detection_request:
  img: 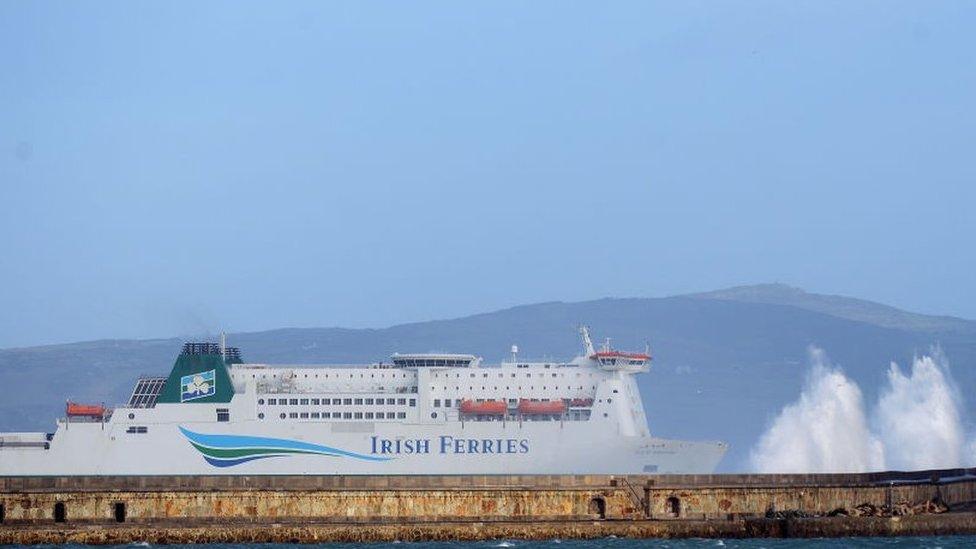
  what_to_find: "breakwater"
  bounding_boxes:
[2,469,975,542]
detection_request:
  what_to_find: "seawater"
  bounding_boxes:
[5,539,976,549]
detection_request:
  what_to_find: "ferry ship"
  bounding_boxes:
[0,328,727,475]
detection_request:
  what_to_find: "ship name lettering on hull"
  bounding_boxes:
[370,436,529,455]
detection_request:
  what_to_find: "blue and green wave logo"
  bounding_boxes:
[179,427,392,467]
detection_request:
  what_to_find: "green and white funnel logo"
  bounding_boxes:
[181,370,216,402]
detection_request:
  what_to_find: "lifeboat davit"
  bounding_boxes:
[66,402,106,417]
[517,399,566,415]
[458,399,507,415]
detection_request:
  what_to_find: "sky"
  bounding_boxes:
[1,1,974,348]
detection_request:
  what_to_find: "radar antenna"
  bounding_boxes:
[579,325,595,356]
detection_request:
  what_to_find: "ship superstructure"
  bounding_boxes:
[0,328,727,475]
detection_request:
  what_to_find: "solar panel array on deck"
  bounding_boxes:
[127,377,167,408]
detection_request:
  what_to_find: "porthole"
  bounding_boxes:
[258,399,265,405]
[279,413,286,419]
[128,413,135,420]
[430,412,437,419]
[258,413,265,419]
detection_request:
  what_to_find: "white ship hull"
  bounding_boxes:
[0,332,728,475]
[0,420,725,476]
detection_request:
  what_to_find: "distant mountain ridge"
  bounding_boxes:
[1,284,973,472]
[690,283,974,333]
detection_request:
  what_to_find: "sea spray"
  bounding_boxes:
[875,350,965,470]
[750,347,884,473]
[752,347,973,473]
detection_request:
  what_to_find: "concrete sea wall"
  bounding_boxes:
[2,469,975,541]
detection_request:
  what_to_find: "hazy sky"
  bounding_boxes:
[1,1,974,348]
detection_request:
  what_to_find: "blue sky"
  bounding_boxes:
[1,1,974,348]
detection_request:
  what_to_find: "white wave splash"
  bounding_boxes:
[752,347,973,473]
[875,350,964,471]
[750,347,884,473]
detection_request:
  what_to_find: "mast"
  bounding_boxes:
[579,325,595,356]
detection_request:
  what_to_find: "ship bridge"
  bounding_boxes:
[390,353,480,368]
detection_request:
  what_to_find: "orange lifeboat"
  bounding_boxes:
[459,399,507,415]
[517,399,566,415]
[66,402,106,417]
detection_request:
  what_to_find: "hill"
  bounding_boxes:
[1,285,973,471]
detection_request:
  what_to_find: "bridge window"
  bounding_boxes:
[216,409,230,422]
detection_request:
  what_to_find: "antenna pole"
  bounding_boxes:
[579,326,595,356]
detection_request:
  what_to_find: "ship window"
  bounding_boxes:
[322,398,331,405]
[54,501,66,523]
[331,412,341,418]
[354,412,363,419]
[365,398,374,405]
[343,398,352,405]
[343,412,352,419]
[354,398,363,405]
[280,401,288,407]
[280,413,286,419]
[397,398,406,405]
[125,426,148,434]
[217,409,230,422]
[300,412,309,419]
[433,399,441,407]
[365,412,374,419]
[289,412,298,419]
[311,412,320,418]
[612,389,619,393]
[312,399,320,405]
[300,399,309,405]
[258,413,265,419]
[289,399,298,405]
[258,399,265,405]
[114,502,126,523]
[397,412,406,419]
[444,399,452,407]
